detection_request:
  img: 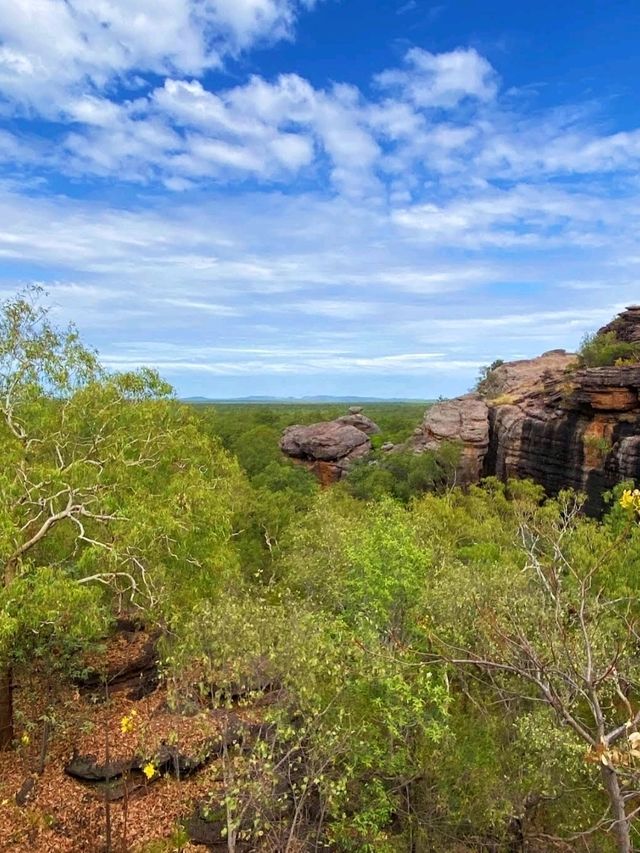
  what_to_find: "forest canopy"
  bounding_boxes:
[2,292,640,853]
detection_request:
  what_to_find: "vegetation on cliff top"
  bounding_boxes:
[578,330,640,368]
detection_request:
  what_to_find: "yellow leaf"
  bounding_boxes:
[142,762,156,780]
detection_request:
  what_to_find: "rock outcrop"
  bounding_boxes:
[597,305,640,343]
[280,412,380,483]
[336,413,381,434]
[409,395,490,483]
[409,308,640,513]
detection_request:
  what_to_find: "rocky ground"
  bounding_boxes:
[0,626,266,853]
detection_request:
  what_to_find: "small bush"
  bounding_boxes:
[583,434,613,461]
[475,359,505,397]
[578,331,640,367]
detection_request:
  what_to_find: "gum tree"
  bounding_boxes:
[419,484,640,853]
[0,291,241,748]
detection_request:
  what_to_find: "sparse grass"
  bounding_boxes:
[488,393,517,406]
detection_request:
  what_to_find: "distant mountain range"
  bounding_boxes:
[182,395,431,404]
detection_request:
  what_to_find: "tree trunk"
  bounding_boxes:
[0,663,14,750]
[601,765,632,853]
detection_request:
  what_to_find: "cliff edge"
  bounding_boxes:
[408,307,640,513]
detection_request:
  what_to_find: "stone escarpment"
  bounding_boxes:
[280,407,380,484]
[410,308,640,513]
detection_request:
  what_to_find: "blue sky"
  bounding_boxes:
[1,1,640,399]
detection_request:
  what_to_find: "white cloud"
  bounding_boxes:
[100,341,480,376]
[376,47,498,108]
[392,184,634,248]
[5,33,640,201]
[162,298,242,316]
[2,22,640,395]
[0,0,319,111]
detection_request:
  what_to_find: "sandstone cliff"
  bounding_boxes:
[409,307,640,513]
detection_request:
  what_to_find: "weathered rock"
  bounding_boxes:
[409,310,640,513]
[280,421,370,462]
[74,628,160,701]
[280,415,379,482]
[348,405,364,414]
[65,713,264,801]
[407,394,490,484]
[336,413,381,434]
[479,349,575,401]
[598,305,640,343]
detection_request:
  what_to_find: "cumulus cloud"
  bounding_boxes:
[0,0,319,110]
[375,47,498,108]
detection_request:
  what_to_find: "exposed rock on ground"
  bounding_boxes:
[74,622,160,702]
[280,412,380,482]
[409,308,640,513]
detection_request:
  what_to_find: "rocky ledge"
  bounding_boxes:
[409,307,640,513]
[280,407,380,484]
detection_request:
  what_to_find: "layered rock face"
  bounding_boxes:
[598,304,640,343]
[408,395,490,483]
[409,308,640,513]
[280,411,380,483]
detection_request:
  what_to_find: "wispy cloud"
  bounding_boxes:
[0,2,638,396]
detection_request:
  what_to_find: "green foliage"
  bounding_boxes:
[578,330,640,367]
[194,401,432,573]
[0,290,243,686]
[4,292,640,851]
[196,401,428,453]
[345,443,460,503]
[584,434,613,458]
[0,567,108,669]
[168,592,447,851]
[228,424,284,477]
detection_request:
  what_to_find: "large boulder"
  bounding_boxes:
[280,419,375,482]
[280,421,371,462]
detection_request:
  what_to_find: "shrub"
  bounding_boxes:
[583,434,613,460]
[475,359,505,397]
[578,331,640,367]
[488,392,516,406]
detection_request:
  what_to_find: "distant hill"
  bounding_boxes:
[182,395,432,404]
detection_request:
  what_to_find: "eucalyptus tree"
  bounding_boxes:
[0,291,242,748]
[416,483,640,853]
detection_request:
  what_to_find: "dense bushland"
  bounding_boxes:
[2,292,640,852]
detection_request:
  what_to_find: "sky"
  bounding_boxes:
[1,1,640,399]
